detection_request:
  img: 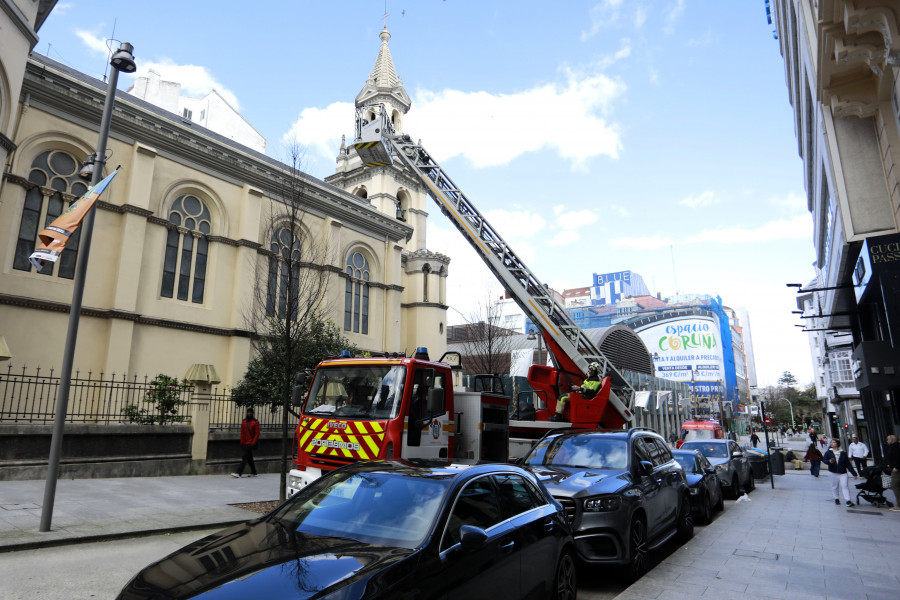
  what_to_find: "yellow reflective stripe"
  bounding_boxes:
[362,433,381,457]
[310,418,323,431]
[369,422,384,433]
[353,421,368,435]
[527,299,560,337]
[329,434,353,458]
[346,434,366,459]
[298,427,315,448]
[442,424,455,432]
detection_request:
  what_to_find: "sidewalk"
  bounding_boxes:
[616,437,900,600]
[0,473,281,552]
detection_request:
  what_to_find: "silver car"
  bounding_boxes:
[679,439,754,499]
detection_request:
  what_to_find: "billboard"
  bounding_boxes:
[636,317,726,404]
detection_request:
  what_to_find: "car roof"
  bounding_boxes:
[681,439,730,445]
[337,459,534,483]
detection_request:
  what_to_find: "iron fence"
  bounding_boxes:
[207,390,288,431]
[0,365,193,425]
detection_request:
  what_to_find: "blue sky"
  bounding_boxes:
[37,1,813,387]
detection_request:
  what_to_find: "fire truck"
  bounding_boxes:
[287,106,636,495]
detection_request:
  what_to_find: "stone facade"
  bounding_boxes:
[0,27,449,386]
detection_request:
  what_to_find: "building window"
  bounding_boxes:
[422,263,431,302]
[344,252,370,334]
[13,150,90,278]
[829,350,853,384]
[160,195,211,303]
[265,228,301,319]
[183,108,193,120]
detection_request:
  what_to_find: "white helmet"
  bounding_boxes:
[588,362,600,372]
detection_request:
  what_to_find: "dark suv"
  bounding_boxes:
[521,427,692,581]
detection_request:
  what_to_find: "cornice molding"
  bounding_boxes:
[0,132,17,153]
[20,56,413,245]
[400,301,449,310]
[0,293,254,338]
[0,0,39,49]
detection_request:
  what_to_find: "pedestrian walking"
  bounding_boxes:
[750,431,760,448]
[885,434,900,511]
[232,407,260,478]
[805,443,823,477]
[823,438,858,506]
[809,429,817,444]
[848,435,869,473]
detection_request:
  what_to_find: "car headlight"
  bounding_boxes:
[288,474,303,489]
[583,494,622,512]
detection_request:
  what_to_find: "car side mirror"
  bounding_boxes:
[638,461,653,476]
[704,467,716,475]
[291,372,307,407]
[459,525,488,550]
[732,451,743,458]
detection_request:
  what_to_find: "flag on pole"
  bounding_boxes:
[28,168,120,270]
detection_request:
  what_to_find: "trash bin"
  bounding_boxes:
[769,447,785,476]
[749,454,769,479]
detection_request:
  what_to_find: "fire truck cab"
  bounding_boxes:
[287,350,508,496]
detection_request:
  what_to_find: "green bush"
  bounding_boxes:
[124,374,189,425]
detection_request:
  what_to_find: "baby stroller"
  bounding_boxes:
[855,465,894,508]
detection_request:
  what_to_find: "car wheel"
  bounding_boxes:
[700,491,713,524]
[624,517,648,583]
[676,495,694,542]
[726,475,740,500]
[552,550,577,600]
[744,471,755,493]
[714,482,724,512]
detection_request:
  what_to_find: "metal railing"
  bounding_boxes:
[0,365,192,425]
[207,390,286,431]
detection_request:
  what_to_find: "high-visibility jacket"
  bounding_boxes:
[579,376,602,399]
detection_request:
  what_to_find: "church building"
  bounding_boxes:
[0,26,449,387]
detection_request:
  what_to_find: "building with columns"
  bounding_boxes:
[0,27,448,388]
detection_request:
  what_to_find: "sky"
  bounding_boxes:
[36,1,814,387]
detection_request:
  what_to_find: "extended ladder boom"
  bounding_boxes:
[353,106,634,423]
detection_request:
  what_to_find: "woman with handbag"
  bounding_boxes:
[805,443,823,477]
[232,407,260,478]
[823,438,858,506]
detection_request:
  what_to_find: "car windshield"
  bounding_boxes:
[681,442,728,458]
[302,364,406,420]
[523,435,628,470]
[271,469,450,549]
[674,454,698,473]
[682,429,716,441]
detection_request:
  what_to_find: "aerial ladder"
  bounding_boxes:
[352,105,635,431]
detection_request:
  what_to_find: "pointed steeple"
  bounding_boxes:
[356,28,411,113]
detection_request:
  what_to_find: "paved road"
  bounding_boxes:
[0,528,219,600]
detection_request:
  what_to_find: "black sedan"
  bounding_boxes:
[672,449,724,524]
[117,461,577,600]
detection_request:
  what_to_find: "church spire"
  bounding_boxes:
[356,27,411,113]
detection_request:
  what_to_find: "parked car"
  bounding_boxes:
[679,439,754,499]
[520,427,692,582]
[117,461,577,600]
[673,449,724,524]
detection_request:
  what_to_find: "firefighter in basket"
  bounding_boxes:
[550,362,602,422]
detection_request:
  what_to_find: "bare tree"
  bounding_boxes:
[452,293,516,376]
[241,144,336,500]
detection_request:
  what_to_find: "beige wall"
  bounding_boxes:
[0,55,440,386]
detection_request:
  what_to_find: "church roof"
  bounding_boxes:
[356,28,411,111]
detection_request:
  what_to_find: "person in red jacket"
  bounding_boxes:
[232,408,260,478]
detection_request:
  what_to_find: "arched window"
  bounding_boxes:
[344,252,370,335]
[160,195,211,303]
[266,227,301,319]
[13,150,90,278]
[422,263,432,302]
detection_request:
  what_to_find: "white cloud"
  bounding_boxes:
[547,230,581,247]
[634,6,648,28]
[55,3,72,16]
[282,101,355,164]
[609,234,673,250]
[679,190,718,209]
[686,214,812,244]
[405,68,624,170]
[610,203,631,217]
[769,191,807,212]
[75,30,111,56]
[594,39,632,69]
[664,0,686,34]
[133,60,242,110]
[582,0,625,40]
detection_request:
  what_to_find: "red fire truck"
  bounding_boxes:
[287,105,637,495]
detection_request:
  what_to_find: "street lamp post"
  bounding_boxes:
[39,43,136,533]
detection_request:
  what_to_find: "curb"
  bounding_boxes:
[0,519,247,554]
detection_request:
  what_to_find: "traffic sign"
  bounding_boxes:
[764,418,771,425]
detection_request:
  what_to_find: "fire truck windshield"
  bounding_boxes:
[303,365,407,420]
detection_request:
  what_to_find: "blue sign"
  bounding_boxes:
[593,271,632,286]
